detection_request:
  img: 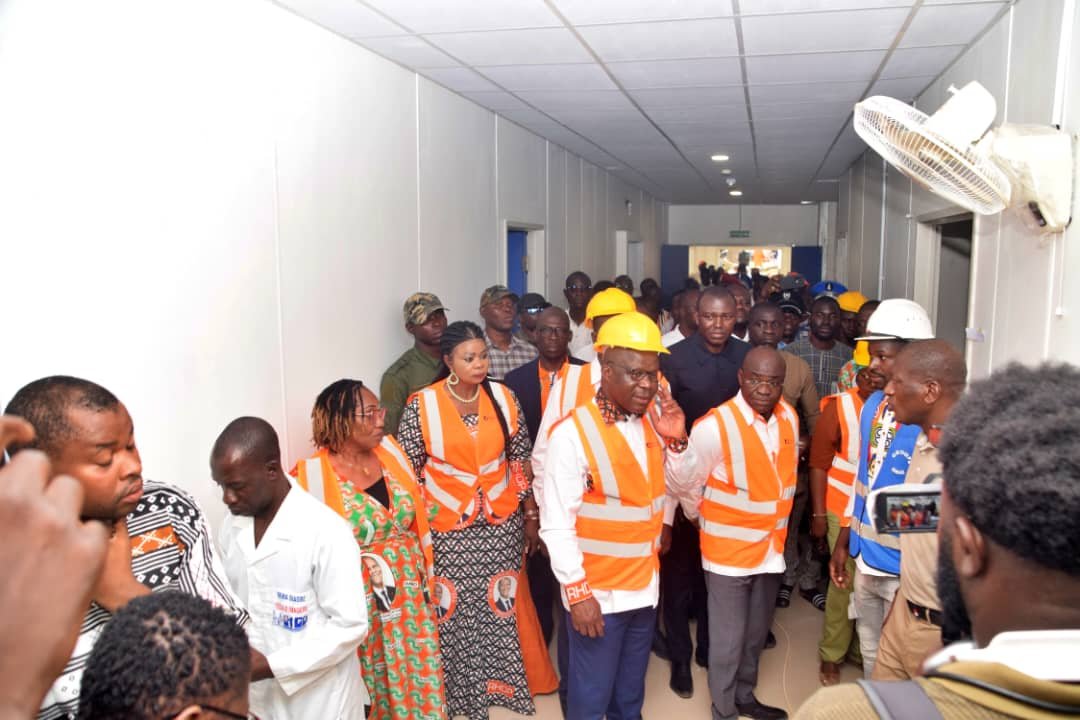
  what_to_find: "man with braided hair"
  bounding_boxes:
[78,592,251,720]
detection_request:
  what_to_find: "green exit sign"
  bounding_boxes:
[729,230,751,239]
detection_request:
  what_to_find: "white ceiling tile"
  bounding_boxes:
[499,108,556,126]
[276,0,407,39]
[421,67,501,92]
[881,45,964,79]
[747,51,884,84]
[869,75,935,101]
[740,0,916,12]
[648,105,750,125]
[631,86,747,107]
[356,35,459,68]
[578,19,738,62]
[665,124,753,146]
[478,64,616,90]
[551,0,733,24]
[460,91,533,111]
[363,0,559,33]
[742,7,909,54]
[750,80,865,105]
[900,3,1006,48]
[609,58,743,89]
[752,99,854,120]
[516,90,634,111]
[424,27,592,66]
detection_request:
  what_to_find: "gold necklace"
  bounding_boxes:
[446,381,480,403]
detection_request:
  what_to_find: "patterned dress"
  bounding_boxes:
[295,449,445,720]
[398,392,535,720]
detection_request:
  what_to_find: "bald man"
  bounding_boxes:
[872,340,966,680]
[676,347,798,720]
[212,417,369,719]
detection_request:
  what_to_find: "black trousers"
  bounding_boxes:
[527,549,558,646]
[661,510,709,663]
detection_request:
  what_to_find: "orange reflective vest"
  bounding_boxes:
[699,398,798,570]
[551,363,595,420]
[293,437,435,593]
[415,380,521,531]
[823,388,864,518]
[566,401,666,591]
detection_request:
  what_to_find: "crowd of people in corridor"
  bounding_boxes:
[2,267,1079,720]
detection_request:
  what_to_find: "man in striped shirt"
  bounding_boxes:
[5,376,248,720]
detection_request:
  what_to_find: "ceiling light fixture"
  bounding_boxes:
[800,200,813,205]
[710,154,730,162]
[729,190,743,197]
[721,169,733,175]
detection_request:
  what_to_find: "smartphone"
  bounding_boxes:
[870,483,942,534]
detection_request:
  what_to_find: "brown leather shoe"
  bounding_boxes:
[819,660,841,686]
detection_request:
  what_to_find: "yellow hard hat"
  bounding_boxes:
[595,311,670,354]
[585,288,636,327]
[837,290,869,313]
[853,340,870,366]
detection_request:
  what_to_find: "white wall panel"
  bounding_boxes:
[546,143,568,300]
[497,117,547,226]
[418,78,497,323]
[667,204,820,246]
[882,164,914,299]
[1006,0,1063,124]
[565,155,584,275]
[861,155,885,296]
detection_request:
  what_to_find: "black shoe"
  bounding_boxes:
[800,587,826,611]
[695,652,709,669]
[764,630,777,649]
[736,697,788,720]
[669,661,693,698]
[652,627,670,660]
[776,584,793,608]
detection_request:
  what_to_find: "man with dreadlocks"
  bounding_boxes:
[78,592,252,720]
[3,376,248,720]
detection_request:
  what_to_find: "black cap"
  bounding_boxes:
[770,290,806,315]
[518,292,551,314]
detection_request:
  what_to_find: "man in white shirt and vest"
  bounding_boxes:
[678,346,798,720]
[540,311,692,720]
[212,417,369,720]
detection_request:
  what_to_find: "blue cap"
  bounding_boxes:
[810,280,847,298]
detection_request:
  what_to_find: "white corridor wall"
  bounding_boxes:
[0,0,667,529]
[837,0,1080,379]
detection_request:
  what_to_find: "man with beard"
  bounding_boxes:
[796,361,1080,718]
[870,340,966,680]
[4,376,248,719]
[380,292,448,435]
[784,296,852,399]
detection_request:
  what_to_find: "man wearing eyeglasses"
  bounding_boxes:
[675,347,797,720]
[563,271,594,356]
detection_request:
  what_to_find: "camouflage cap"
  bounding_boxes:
[403,292,447,325]
[480,284,517,308]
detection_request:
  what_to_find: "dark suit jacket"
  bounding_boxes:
[504,356,587,443]
[496,597,515,612]
[374,586,396,612]
[660,333,751,432]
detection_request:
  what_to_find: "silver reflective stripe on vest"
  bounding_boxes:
[716,405,751,492]
[560,364,587,416]
[838,391,860,466]
[831,457,857,474]
[703,485,777,514]
[701,519,769,543]
[422,465,463,510]
[782,485,796,500]
[578,494,665,522]
[828,476,855,496]
[575,406,621,503]
[420,388,445,459]
[304,458,326,505]
[379,437,413,476]
[578,537,654,558]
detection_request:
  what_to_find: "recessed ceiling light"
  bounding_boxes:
[710,153,730,162]
[729,190,743,197]
[800,200,813,205]
[720,169,733,175]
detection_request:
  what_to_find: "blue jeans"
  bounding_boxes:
[565,605,656,720]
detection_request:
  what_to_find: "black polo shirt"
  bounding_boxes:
[661,333,751,432]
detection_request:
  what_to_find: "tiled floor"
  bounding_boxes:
[492,595,862,719]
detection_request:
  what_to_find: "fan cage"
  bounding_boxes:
[854,96,1011,215]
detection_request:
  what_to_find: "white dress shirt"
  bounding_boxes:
[540,403,694,614]
[661,326,686,348]
[673,392,789,577]
[220,484,369,720]
[568,314,593,356]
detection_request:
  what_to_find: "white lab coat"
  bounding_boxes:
[220,483,369,720]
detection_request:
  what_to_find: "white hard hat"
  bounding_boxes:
[857,298,934,341]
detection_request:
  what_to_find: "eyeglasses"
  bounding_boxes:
[355,406,387,424]
[744,377,784,390]
[565,284,591,292]
[605,361,659,385]
[166,705,260,720]
[535,326,571,338]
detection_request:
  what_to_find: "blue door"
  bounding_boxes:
[791,246,823,285]
[507,230,528,297]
